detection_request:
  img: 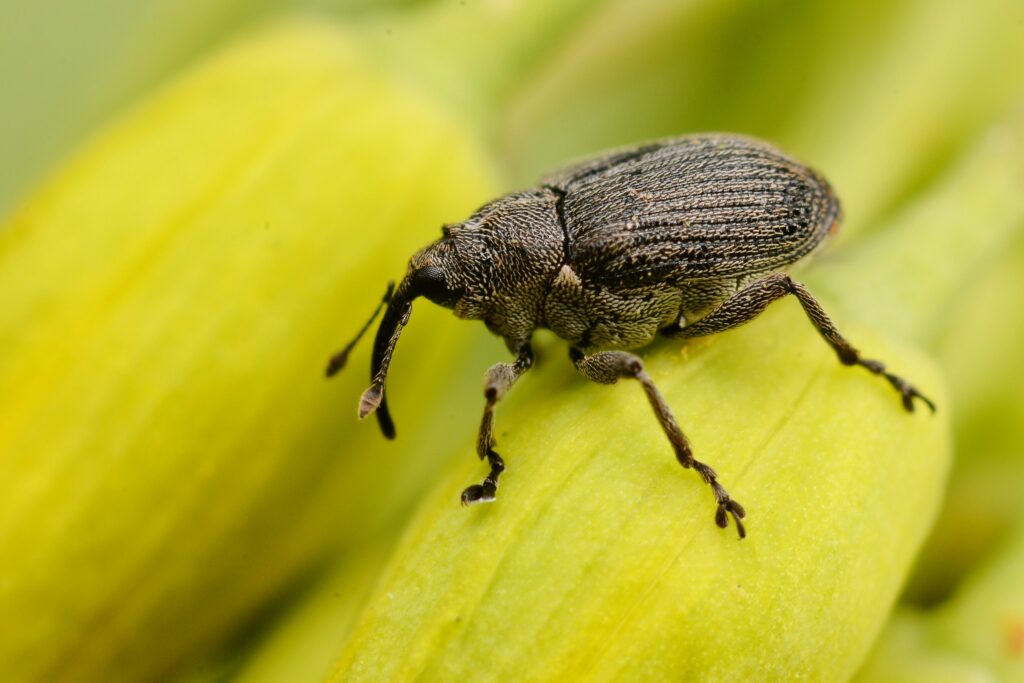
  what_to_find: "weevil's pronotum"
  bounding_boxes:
[326,134,935,538]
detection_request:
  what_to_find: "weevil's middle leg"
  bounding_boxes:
[570,348,746,538]
[460,344,534,506]
[662,273,935,413]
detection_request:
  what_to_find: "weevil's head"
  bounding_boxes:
[359,189,563,438]
[402,233,465,309]
[419,190,564,331]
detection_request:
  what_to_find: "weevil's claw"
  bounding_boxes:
[460,483,497,506]
[883,372,936,414]
[716,498,747,539]
[899,383,936,414]
[859,359,937,415]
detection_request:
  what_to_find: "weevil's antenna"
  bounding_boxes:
[359,279,417,439]
[325,281,395,377]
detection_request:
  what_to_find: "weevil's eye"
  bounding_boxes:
[441,224,453,238]
[410,265,458,305]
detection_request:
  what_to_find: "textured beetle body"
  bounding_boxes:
[421,134,840,353]
[329,133,930,539]
[548,136,839,350]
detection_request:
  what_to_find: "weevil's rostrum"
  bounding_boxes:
[327,134,935,539]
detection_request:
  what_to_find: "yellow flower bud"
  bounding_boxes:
[231,546,390,683]
[328,303,949,682]
[0,19,497,683]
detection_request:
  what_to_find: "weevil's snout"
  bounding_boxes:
[362,283,414,439]
[358,237,465,438]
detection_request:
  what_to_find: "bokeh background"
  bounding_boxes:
[1,0,1023,681]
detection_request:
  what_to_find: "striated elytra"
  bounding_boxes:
[327,133,935,538]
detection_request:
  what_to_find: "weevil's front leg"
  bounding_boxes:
[570,348,746,538]
[663,273,935,413]
[460,344,534,505]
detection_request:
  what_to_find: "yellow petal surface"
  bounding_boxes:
[230,546,390,683]
[899,231,1024,602]
[853,610,999,683]
[932,518,1024,683]
[329,301,950,682]
[0,19,497,683]
[812,109,1024,346]
[807,110,1024,604]
[856,516,1024,683]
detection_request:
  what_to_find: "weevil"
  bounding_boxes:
[326,134,935,538]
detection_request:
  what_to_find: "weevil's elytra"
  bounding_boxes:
[326,133,935,539]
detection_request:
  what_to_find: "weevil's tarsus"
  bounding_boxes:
[569,347,747,539]
[711,481,747,539]
[718,500,747,538]
[460,345,534,505]
[664,272,936,414]
[325,281,395,377]
[859,359,937,414]
[460,449,504,506]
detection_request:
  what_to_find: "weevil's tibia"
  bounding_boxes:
[663,273,935,413]
[569,348,747,539]
[325,281,395,377]
[461,345,534,505]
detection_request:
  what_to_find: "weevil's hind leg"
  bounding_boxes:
[570,348,746,538]
[662,273,935,413]
[461,344,534,506]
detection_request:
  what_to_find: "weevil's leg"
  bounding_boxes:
[663,273,935,413]
[570,347,746,538]
[460,344,534,506]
